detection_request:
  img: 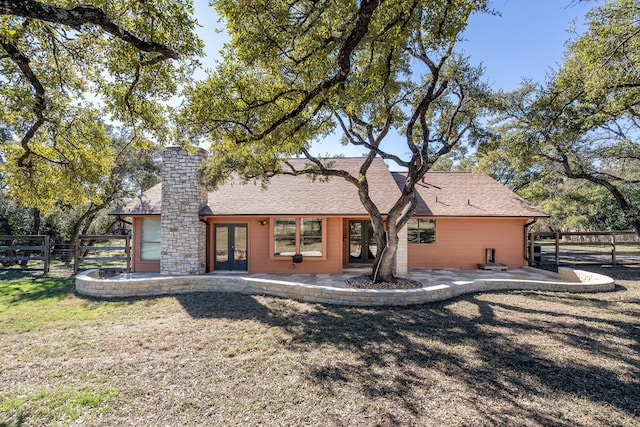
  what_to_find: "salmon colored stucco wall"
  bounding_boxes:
[408,217,529,269]
[207,216,344,274]
[131,216,161,272]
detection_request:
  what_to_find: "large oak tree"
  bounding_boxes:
[185,0,493,283]
[480,0,640,236]
[0,0,202,212]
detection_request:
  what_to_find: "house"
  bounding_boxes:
[111,147,548,275]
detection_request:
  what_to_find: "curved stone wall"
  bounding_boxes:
[75,268,615,306]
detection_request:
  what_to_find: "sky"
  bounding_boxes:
[190,0,594,160]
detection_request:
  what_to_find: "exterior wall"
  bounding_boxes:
[160,147,208,275]
[131,216,161,272]
[207,216,344,274]
[408,217,529,269]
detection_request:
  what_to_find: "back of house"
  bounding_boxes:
[111,148,548,275]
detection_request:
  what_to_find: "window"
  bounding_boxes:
[140,217,161,260]
[274,218,297,256]
[300,218,322,256]
[407,219,436,244]
[273,217,323,257]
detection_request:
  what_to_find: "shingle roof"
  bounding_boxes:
[112,158,548,218]
[112,157,401,216]
[393,171,548,217]
[111,184,161,216]
[206,157,400,215]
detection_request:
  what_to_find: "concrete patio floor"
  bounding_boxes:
[76,267,616,306]
[236,267,565,289]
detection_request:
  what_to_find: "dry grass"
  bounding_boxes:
[1,265,639,426]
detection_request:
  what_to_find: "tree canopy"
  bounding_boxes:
[185,0,493,281]
[478,0,640,235]
[0,0,202,212]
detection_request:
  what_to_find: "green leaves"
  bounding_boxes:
[479,0,640,234]
[0,0,202,211]
[1,107,112,213]
[184,0,492,181]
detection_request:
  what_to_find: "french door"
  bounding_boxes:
[348,220,377,264]
[214,224,248,271]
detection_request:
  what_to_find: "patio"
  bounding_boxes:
[75,267,615,306]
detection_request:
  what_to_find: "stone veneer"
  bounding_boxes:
[75,267,616,305]
[160,147,208,275]
[395,225,408,275]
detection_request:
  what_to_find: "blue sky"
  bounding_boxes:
[191,0,594,159]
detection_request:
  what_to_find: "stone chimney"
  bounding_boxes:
[160,147,208,275]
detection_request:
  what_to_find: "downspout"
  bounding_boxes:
[200,217,209,273]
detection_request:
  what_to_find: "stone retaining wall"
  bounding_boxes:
[76,268,616,306]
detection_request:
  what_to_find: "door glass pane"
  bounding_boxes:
[234,226,247,261]
[366,222,377,259]
[215,226,229,264]
[367,237,378,258]
[349,221,363,262]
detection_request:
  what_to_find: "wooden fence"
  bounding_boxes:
[0,235,50,273]
[529,231,639,269]
[74,235,131,273]
[0,234,131,275]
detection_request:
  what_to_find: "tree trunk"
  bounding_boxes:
[582,174,640,238]
[371,230,399,283]
[20,208,41,267]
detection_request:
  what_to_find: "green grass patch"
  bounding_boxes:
[0,272,131,333]
[0,386,117,426]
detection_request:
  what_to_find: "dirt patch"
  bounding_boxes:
[98,268,126,278]
[345,274,423,289]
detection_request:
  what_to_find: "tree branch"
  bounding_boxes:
[0,40,45,168]
[236,0,382,143]
[0,0,179,62]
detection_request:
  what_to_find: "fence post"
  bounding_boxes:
[73,238,80,274]
[126,234,131,273]
[611,233,617,266]
[554,232,560,267]
[43,235,50,274]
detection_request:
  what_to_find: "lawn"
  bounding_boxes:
[1,266,639,426]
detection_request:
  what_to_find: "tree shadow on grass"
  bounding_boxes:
[287,296,639,425]
[169,262,640,425]
[176,292,276,321]
[177,287,640,425]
